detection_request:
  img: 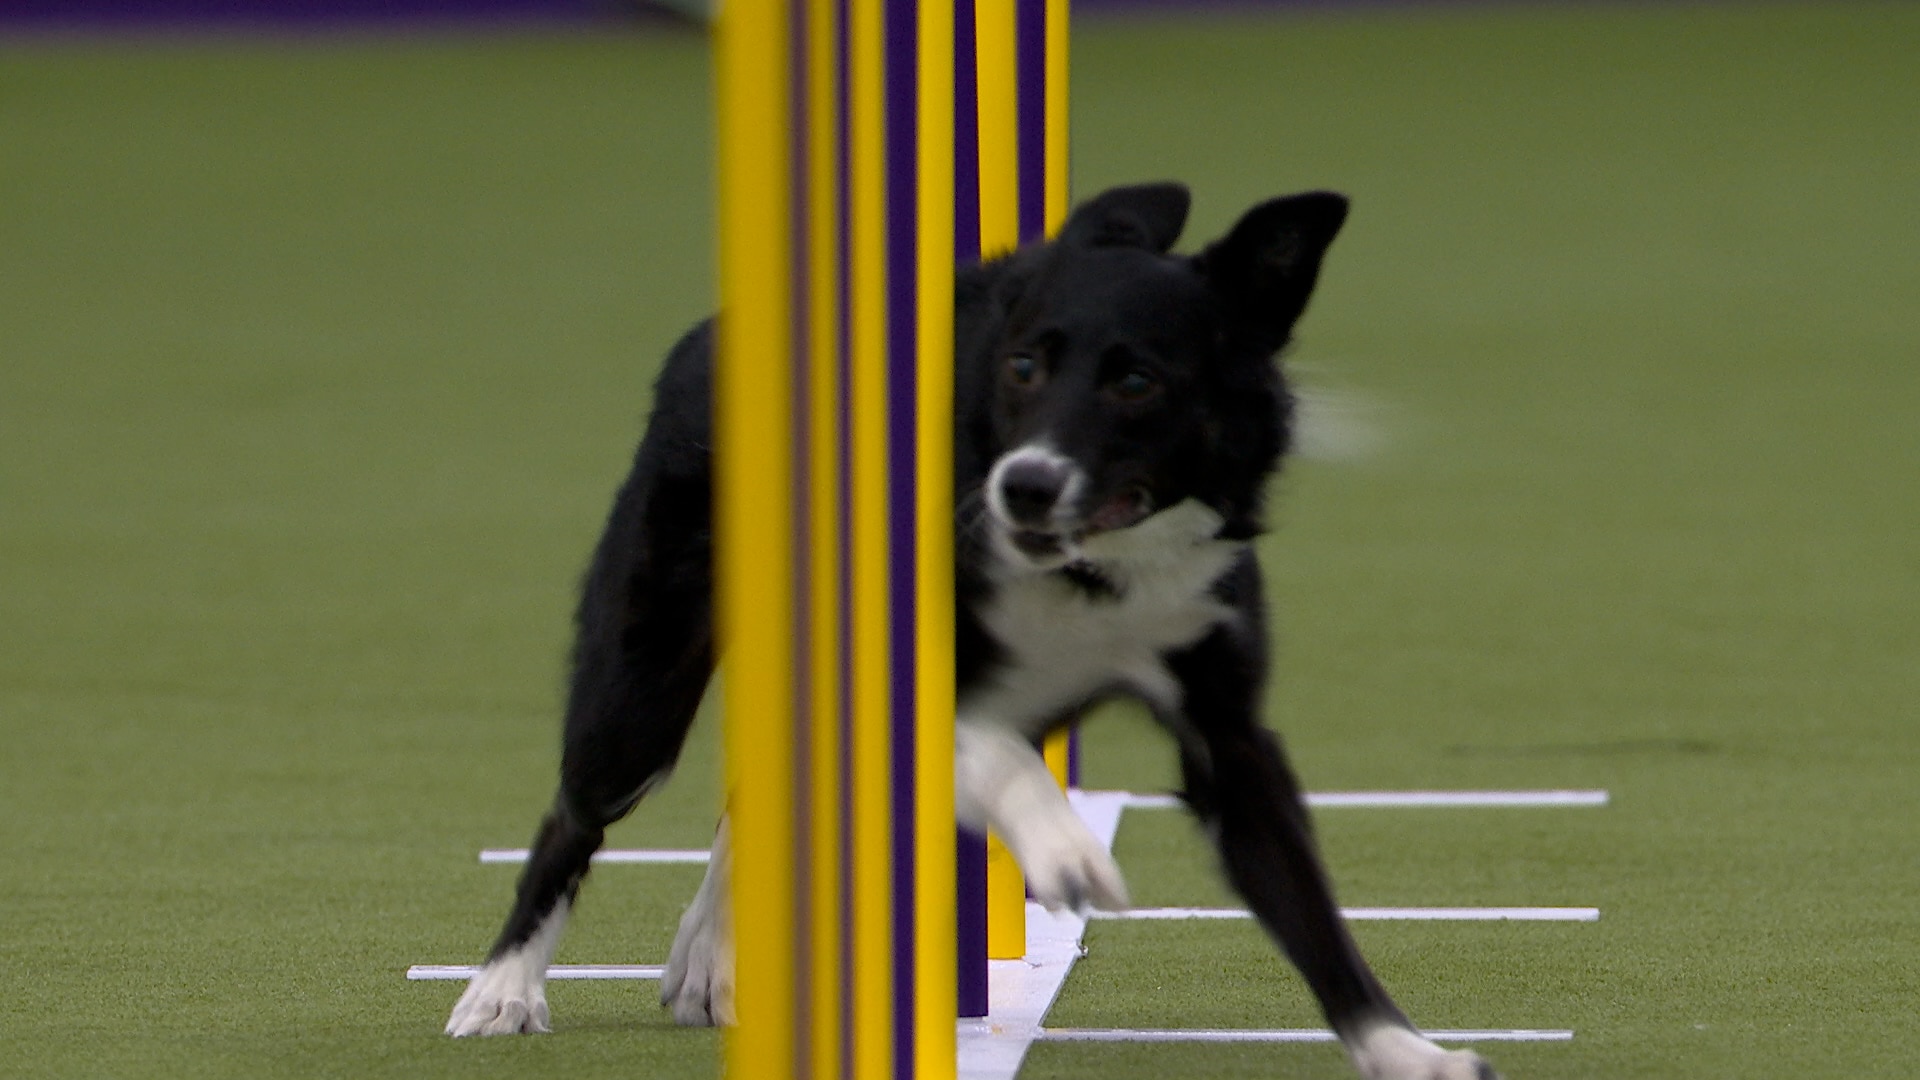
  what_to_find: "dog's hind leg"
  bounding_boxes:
[445,804,599,1036]
[1166,618,1497,1080]
[445,560,712,1037]
[446,523,713,1034]
[448,354,719,1036]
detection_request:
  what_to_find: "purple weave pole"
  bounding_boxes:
[884,0,922,1070]
[953,0,991,1024]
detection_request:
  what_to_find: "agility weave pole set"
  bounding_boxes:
[714,0,955,1074]
[413,1,1591,1072]
[714,2,1064,1077]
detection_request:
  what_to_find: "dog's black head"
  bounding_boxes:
[956,182,1349,571]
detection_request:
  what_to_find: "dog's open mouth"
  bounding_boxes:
[1003,486,1154,563]
[1085,484,1154,534]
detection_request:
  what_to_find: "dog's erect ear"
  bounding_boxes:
[1196,191,1349,353]
[1057,182,1191,253]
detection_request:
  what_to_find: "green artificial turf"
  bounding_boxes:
[3,4,1918,1078]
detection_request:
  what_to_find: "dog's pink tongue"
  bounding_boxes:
[1087,489,1150,533]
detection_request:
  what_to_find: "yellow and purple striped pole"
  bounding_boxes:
[961,0,1075,997]
[717,1,956,1077]
[719,0,1074,1064]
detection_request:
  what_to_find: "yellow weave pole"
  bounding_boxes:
[912,2,959,1073]
[974,0,1020,260]
[1040,0,1074,795]
[974,0,1026,963]
[719,2,954,1077]
[978,0,1073,965]
[717,0,796,1072]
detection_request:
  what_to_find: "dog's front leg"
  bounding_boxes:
[658,722,1123,1029]
[954,719,1129,912]
[660,815,736,1026]
[1167,625,1498,1080]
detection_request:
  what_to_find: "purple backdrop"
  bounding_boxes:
[0,0,1523,32]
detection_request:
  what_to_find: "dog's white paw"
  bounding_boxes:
[954,721,1129,913]
[445,954,551,1037]
[661,819,735,1026]
[1010,811,1130,913]
[1349,1024,1498,1080]
[445,902,568,1037]
[661,894,735,1025]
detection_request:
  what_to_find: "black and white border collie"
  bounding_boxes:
[445,183,1498,1080]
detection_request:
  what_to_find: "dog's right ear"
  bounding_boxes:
[1057,182,1191,254]
[1196,190,1349,354]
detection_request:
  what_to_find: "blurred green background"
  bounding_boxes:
[2,4,1916,1077]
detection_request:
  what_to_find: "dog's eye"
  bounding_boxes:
[1112,370,1160,402]
[1005,354,1042,387]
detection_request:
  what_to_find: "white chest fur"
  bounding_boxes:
[963,500,1244,731]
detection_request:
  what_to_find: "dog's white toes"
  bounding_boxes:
[1415,1050,1495,1080]
[658,961,686,1010]
[1018,817,1130,913]
[478,999,534,1037]
[711,967,737,1025]
[446,903,567,1037]
[663,938,734,1027]
[662,921,737,1027]
[445,1002,487,1038]
[1349,1025,1498,1080]
[662,851,735,1027]
[662,899,711,1024]
[661,928,711,1025]
[665,966,716,1027]
[445,962,550,1037]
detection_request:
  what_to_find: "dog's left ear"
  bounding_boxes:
[1057,182,1191,254]
[1196,190,1349,353]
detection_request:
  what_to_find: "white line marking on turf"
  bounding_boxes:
[957,789,1582,1078]
[1114,789,1609,810]
[1036,1028,1575,1043]
[478,848,711,865]
[1309,790,1610,808]
[473,788,1611,868]
[442,784,1589,1073]
[1345,906,1598,922]
[408,964,665,981]
[1086,907,1257,920]
[1092,907,1599,922]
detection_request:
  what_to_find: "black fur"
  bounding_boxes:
[469,183,1477,1068]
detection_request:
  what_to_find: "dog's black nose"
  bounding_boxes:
[998,459,1070,525]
